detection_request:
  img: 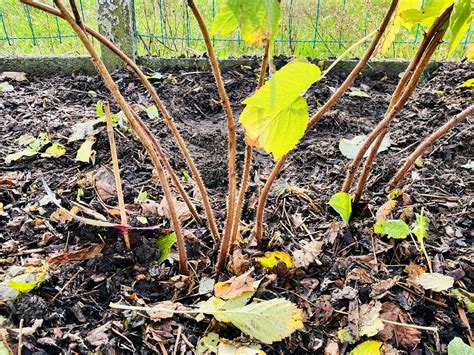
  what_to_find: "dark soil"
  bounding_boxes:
[0,60,473,354]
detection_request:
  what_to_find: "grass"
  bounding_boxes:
[0,0,471,58]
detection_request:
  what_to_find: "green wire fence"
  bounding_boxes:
[0,0,472,58]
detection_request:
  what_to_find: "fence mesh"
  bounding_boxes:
[0,0,472,58]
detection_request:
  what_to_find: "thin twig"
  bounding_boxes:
[17,319,23,355]
[49,268,82,303]
[105,102,131,250]
[187,0,237,272]
[253,0,400,244]
[381,319,438,332]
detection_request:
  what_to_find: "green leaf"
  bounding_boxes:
[458,78,474,88]
[7,271,47,293]
[211,0,281,46]
[415,272,454,292]
[378,0,423,54]
[448,337,474,354]
[196,332,219,355]
[239,60,321,159]
[199,297,304,344]
[156,232,177,264]
[400,0,454,29]
[0,340,9,355]
[42,143,66,158]
[446,0,472,57]
[328,192,352,224]
[350,340,384,355]
[4,133,51,164]
[374,219,411,239]
[339,134,391,159]
[75,136,96,163]
[450,288,474,313]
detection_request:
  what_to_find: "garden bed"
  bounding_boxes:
[0,60,472,353]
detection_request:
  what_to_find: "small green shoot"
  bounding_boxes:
[328,192,352,224]
[137,190,148,203]
[156,232,177,264]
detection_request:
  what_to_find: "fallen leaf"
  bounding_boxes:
[76,135,96,163]
[257,251,293,269]
[349,88,371,98]
[457,78,474,88]
[146,300,190,321]
[370,277,399,298]
[217,340,265,355]
[415,272,454,292]
[85,322,112,347]
[325,339,340,355]
[404,263,426,281]
[137,216,148,224]
[198,277,215,295]
[94,166,116,201]
[292,240,323,268]
[214,274,256,300]
[350,340,383,355]
[378,302,421,350]
[359,301,384,337]
[146,105,159,119]
[196,332,219,354]
[227,249,251,276]
[0,71,27,81]
[375,200,397,221]
[48,244,104,266]
[0,82,14,92]
[50,206,79,224]
[450,289,474,313]
[158,197,191,223]
[68,118,102,142]
[447,337,474,354]
[346,267,374,285]
[42,143,66,158]
[198,297,304,344]
[7,266,48,293]
[339,134,391,159]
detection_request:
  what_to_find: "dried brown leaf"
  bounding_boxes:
[292,240,323,268]
[227,249,250,276]
[94,166,116,201]
[346,267,374,285]
[158,197,191,223]
[359,300,384,337]
[378,301,421,350]
[375,200,397,221]
[48,244,104,266]
[214,273,256,300]
[370,277,400,298]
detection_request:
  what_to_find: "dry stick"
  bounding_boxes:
[187,0,237,273]
[352,10,451,203]
[21,0,220,241]
[105,102,131,250]
[49,0,189,274]
[253,0,400,244]
[342,6,453,194]
[389,104,474,189]
[230,40,271,246]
